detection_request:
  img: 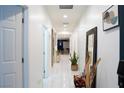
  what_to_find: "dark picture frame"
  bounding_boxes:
[103,5,119,31]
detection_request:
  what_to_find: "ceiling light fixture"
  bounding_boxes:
[58,31,71,35]
[64,24,67,27]
[63,15,68,18]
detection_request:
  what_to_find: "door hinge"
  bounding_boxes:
[22,58,24,63]
[44,70,45,73]
[43,52,45,55]
[22,18,24,23]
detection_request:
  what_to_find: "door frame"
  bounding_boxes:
[51,29,54,67]
[42,25,49,78]
[20,5,29,88]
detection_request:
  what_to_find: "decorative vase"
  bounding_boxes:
[71,64,78,71]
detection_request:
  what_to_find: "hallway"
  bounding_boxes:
[0,5,122,88]
[43,55,79,88]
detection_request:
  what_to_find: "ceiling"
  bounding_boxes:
[44,5,88,37]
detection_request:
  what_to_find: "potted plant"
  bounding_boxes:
[70,51,79,71]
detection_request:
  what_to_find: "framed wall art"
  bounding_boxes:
[103,5,119,31]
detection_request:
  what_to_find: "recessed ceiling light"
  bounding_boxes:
[58,31,71,35]
[63,15,68,18]
[64,24,67,27]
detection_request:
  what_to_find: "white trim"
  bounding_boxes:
[19,5,29,88]
[23,6,29,88]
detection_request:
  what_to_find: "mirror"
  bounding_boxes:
[88,34,94,67]
[85,27,97,88]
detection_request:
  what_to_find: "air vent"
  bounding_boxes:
[63,22,69,25]
[59,5,73,9]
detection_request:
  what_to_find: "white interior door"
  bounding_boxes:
[0,6,23,88]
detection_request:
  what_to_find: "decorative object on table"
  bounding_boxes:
[70,51,79,71]
[73,57,101,88]
[85,53,92,88]
[89,58,101,87]
[74,75,86,88]
[103,5,119,31]
[85,56,101,88]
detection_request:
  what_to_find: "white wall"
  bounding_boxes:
[27,6,52,88]
[70,31,78,54]
[71,5,119,88]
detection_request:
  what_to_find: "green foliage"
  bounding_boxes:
[69,51,79,65]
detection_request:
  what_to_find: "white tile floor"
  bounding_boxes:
[43,55,80,88]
